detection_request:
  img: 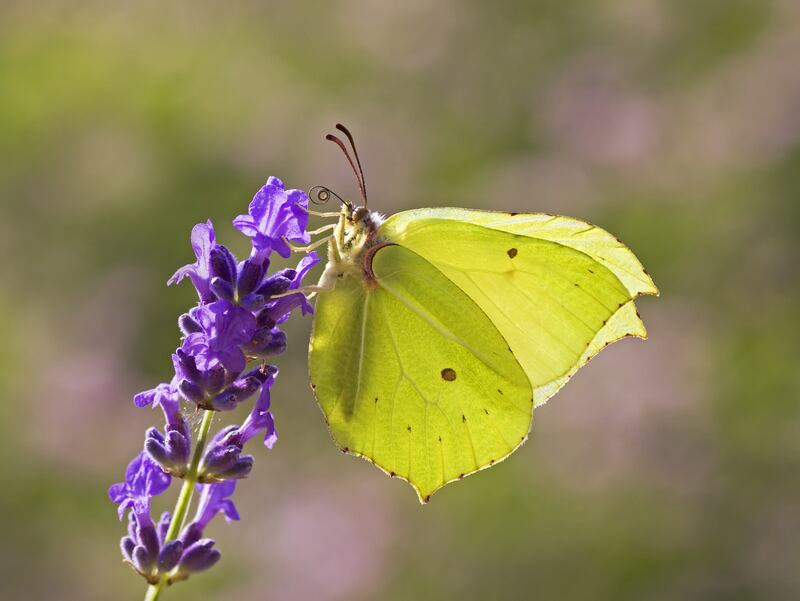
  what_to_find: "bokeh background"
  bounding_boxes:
[2,1,799,600]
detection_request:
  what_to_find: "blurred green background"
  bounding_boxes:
[2,1,799,600]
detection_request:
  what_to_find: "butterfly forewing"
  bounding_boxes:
[380,208,658,298]
[379,216,644,404]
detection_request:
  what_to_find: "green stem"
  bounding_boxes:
[143,409,215,601]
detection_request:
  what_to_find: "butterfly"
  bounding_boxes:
[293,124,658,503]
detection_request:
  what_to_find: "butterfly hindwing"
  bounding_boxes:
[309,244,531,501]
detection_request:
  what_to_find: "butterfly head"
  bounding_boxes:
[338,200,384,252]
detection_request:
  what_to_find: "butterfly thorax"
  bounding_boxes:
[316,203,386,291]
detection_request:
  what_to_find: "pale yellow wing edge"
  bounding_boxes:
[533,300,646,406]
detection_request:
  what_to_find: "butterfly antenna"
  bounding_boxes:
[325,127,368,208]
[335,123,368,207]
[308,185,348,207]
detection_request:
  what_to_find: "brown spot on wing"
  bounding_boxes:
[441,368,457,381]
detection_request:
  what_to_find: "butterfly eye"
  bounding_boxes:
[352,207,369,222]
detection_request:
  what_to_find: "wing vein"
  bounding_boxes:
[378,277,511,379]
[462,272,574,377]
[352,291,371,413]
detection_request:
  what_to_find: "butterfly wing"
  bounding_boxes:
[309,244,532,502]
[379,209,658,406]
[380,208,658,297]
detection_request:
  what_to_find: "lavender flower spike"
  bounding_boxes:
[113,175,316,597]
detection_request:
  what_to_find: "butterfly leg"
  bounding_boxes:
[307,224,336,235]
[284,236,332,253]
[300,206,341,218]
[270,284,331,300]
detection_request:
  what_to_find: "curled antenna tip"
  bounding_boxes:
[308,185,347,207]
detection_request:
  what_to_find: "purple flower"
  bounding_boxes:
[199,371,277,482]
[168,222,240,304]
[238,372,278,448]
[108,452,171,521]
[162,482,237,581]
[193,481,240,530]
[168,221,217,303]
[233,177,310,261]
[263,251,320,324]
[134,382,182,427]
[181,300,257,373]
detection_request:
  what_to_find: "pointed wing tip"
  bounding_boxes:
[639,271,659,297]
[414,433,532,503]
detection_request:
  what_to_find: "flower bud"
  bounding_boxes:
[243,327,286,357]
[178,380,204,404]
[180,522,203,549]
[165,429,190,466]
[174,349,201,385]
[202,445,241,475]
[238,293,266,312]
[237,258,265,297]
[157,540,184,572]
[255,271,292,298]
[210,373,264,411]
[209,245,237,286]
[156,512,172,543]
[145,427,190,477]
[132,544,153,576]
[120,536,136,562]
[178,313,202,335]
[203,366,225,396]
[137,522,160,560]
[178,539,221,574]
[220,456,254,480]
[210,277,235,302]
[210,390,238,411]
